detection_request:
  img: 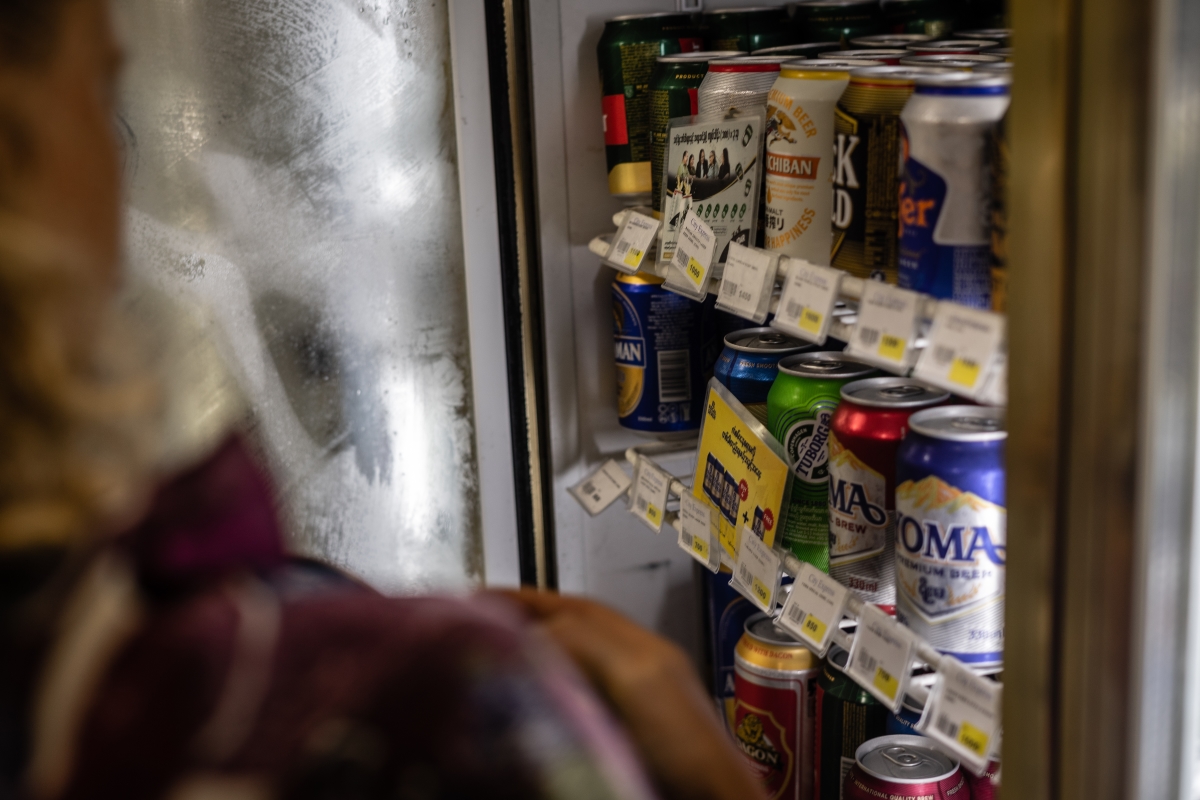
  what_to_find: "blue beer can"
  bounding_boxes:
[705,565,757,732]
[713,327,812,425]
[612,272,705,435]
[885,694,926,737]
[895,405,1006,667]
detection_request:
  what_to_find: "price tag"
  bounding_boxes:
[918,657,1002,775]
[847,282,922,372]
[605,210,661,274]
[629,457,671,533]
[776,562,849,656]
[975,351,1007,407]
[568,460,632,516]
[914,303,1005,397]
[667,210,718,298]
[715,242,778,323]
[677,493,721,572]
[846,604,915,712]
[731,527,782,613]
[772,259,843,345]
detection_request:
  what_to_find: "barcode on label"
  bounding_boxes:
[786,604,806,624]
[681,530,693,547]
[859,652,878,674]
[786,299,802,319]
[614,239,630,258]
[658,349,691,403]
[936,714,959,739]
[859,327,881,347]
[933,344,955,366]
[636,496,648,512]
[722,280,737,297]
[739,564,753,585]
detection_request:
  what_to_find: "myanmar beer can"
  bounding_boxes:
[814,646,889,800]
[598,13,702,198]
[898,53,1004,68]
[884,694,926,736]
[845,735,968,800]
[697,56,788,119]
[768,352,876,567]
[822,48,910,65]
[828,378,949,607]
[957,28,1012,44]
[753,42,844,59]
[896,405,1006,667]
[831,66,953,284]
[650,51,746,215]
[898,71,1011,308]
[703,6,797,53]
[612,272,705,436]
[733,612,821,800]
[850,33,933,49]
[793,0,886,47]
[706,565,758,731]
[879,0,957,39]
[714,327,814,425]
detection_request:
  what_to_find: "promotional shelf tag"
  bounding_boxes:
[914,303,1005,398]
[715,242,778,323]
[678,493,721,573]
[731,527,782,613]
[847,604,915,712]
[665,209,718,300]
[568,460,632,516]
[630,457,671,533]
[605,210,661,274]
[847,282,922,373]
[776,562,849,656]
[772,259,843,345]
[919,656,1002,775]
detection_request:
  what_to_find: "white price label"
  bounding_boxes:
[678,493,720,572]
[731,527,781,613]
[976,351,1007,407]
[629,457,671,533]
[772,259,843,344]
[914,303,1005,396]
[776,562,849,655]
[919,656,1002,774]
[568,460,631,516]
[847,282,922,371]
[671,210,718,293]
[846,604,915,712]
[606,211,661,273]
[716,242,777,322]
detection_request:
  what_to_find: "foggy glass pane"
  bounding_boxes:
[115,0,482,592]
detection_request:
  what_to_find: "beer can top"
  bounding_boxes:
[851,34,933,48]
[856,735,959,783]
[609,11,694,22]
[709,56,789,72]
[782,58,884,74]
[614,271,666,286]
[704,5,783,14]
[656,50,746,64]
[840,377,949,409]
[849,64,958,82]
[957,28,1013,43]
[900,54,1004,69]
[908,405,1007,442]
[724,327,811,355]
[752,42,842,57]
[777,351,876,379]
[974,61,1014,73]
[913,70,1011,93]
[908,40,999,53]
[738,612,818,672]
[821,49,907,60]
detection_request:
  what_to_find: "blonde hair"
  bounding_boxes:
[0,217,159,551]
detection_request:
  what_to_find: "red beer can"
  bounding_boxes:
[827,378,948,609]
[966,760,1001,800]
[733,612,821,800]
[845,735,969,800]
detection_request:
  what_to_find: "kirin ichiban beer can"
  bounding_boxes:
[697,56,788,119]
[845,735,968,800]
[650,51,746,216]
[822,49,911,65]
[703,6,797,53]
[793,0,886,47]
[898,53,1004,69]
[598,14,702,199]
[768,353,876,567]
[908,39,1000,55]
[611,272,705,436]
[898,71,1011,308]
[713,327,813,425]
[828,378,949,607]
[850,33,933,49]
[879,0,957,39]
[733,612,821,800]
[706,565,758,732]
[895,405,1006,667]
[814,646,889,800]
[831,66,953,284]
[753,42,844,59]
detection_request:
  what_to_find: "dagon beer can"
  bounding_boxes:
[898,72,1011,308]
[845,736,968,800]
[714,328,813,425]
[598,14,702,198]
[814,646,889,800]
[896,406,1006,667]
[734,613,821,800]
[704,6,797,52]
[611,273,705,436]
[828,378,949,607]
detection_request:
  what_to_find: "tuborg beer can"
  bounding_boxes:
[815,646,889,800]
[896,405,1006,666]
[704,6,797,53]
[793,0,886,46]
[768,352,876,566]
[650,51,746,215]
[831,66,954,284]
[898,71,1011,307]
[733,612,821,800]
[879,0,957,39]
[598,14,702,199]
[821,48,910,65]
[706,566,758,732]
[611,272,705,436]
[907,39,999,55]
[714,327,814,425]
[753,42,844,59]
[697,56,788,119]
[899,53,1003,68]
[828,378,949,607]
[845,736,967,800]
[851,33,933,48]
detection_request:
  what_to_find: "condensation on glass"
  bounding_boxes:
[114,0,483,592]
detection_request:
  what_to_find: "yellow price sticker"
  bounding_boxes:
[686,257,705,285]
[957,721,990,757]
[751,577,771,605]
[878,334,906,362]
[646,504,662,526]
[801,614,828,642]
[949,357,981,388]
[623,247,643,268]
[799,308,823,334]
[690,535,709,559]
[873,666,899,701]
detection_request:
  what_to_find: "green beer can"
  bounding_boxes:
[793,0,886,47]
[649,50,744,216]
[879,0,958,38]
[702,6,797,52]
[598,13,703,199]
[767,352,875,567]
